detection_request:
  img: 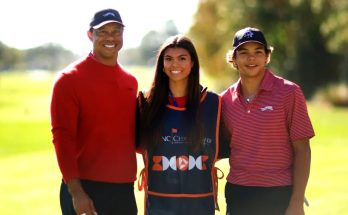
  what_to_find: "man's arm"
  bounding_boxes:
[285,139,311,215]
[67,179,97,215]
[218,117,231,159]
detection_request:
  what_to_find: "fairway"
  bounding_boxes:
[0,70,347,214]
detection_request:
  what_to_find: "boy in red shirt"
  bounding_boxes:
[221,27,314,215]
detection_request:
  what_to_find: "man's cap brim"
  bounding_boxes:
[92,20,124,29]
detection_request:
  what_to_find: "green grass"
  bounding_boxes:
[303,105,348,214]
[0,70,347,214]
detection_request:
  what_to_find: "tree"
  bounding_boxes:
[0,42,78,72]
[0,42,24,71]
[189,0,348,98]
[189,0,237,92]
[321,0,348,82]
[120,20,179,66]
[24,43,77,71]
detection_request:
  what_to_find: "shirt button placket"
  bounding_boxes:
[246,103,251,113]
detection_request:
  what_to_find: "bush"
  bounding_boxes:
[314,83,348,107]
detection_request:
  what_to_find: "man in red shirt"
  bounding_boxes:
[221,27,314,215]
[50,8,138,215]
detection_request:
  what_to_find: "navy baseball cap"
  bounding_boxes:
[90,8,124,29]
[232,27,269,53]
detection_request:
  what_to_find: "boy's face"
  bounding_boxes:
[233,42,268,78]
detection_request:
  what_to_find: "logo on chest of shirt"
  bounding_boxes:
[161,127,188,145]
[162,128,213,145]
[152,155,209,171]
[260,105,273,111]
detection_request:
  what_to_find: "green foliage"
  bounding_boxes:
[190,0,236,86]
[189,0,348,98]
[0,42,24,71]
[321,1,348,52]
[321,1,348,82]
[25,43,78,71]
[119,20,179,66]
[0,42,78,72]
[316,82,348,106]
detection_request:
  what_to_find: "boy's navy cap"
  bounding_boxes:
[232,27,268,51]
[90,9,124,29]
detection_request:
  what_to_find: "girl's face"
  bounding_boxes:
[163,47,193,84]
[234,42,268,79]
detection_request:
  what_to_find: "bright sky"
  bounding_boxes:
[0,0,199,55]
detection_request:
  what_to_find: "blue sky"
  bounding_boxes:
[0,0,198,55]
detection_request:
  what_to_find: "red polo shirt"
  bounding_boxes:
[221,69,314,186]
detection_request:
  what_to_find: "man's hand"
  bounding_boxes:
[67,179,97,215]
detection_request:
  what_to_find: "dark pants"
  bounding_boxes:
[225,182,292,215]
[60,180,137,215]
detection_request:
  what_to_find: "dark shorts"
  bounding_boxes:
[60,179,137,215]
[225,182,292,215]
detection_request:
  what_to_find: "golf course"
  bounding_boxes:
[1,69,347,214]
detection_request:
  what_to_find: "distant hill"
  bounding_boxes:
[0,41,79,72]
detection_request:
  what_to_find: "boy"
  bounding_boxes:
[221,27,315,215]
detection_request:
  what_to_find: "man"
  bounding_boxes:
[221,27,315,215]
[50,8,138,215]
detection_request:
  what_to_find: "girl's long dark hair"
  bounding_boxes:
[139,34,202,151]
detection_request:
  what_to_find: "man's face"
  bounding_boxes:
[89,22,124,65]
